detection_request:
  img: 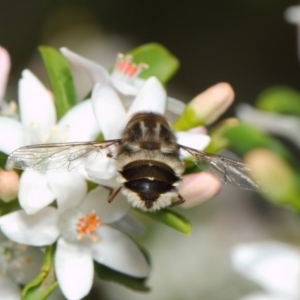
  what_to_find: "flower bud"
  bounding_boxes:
[244,149,300,211]
[0,170,19,202]
[179,172,221,208]
[173,82,235,131]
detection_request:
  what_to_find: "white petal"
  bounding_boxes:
[86,175,120,188]
[0,46,10,101]
[176,131,210,154]
[239,293,286,300]
[47,172,87,214]
[0,207,59,246]
[0,117,24,154]
[19,70,56,136]
[110,78,139,95]
[58,99,100,142]
[166,96,186,121]
[55,238,93,300]
[19,170,56,214]
[79,186,130,223]
[127,77,166,117]
[91,226,149,277]
[85,152,117,180]
[60,47,110,85]
[91,84,127,139]
[231,241,300,298]
[0,277,20,300]
[113,215,145,236]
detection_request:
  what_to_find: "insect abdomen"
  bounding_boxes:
[121,160,179,183]
[124,179,174,209]
[120,160,180,210]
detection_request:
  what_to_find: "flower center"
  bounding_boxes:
[76,211,103,242]
[111,53,148,84]
[59,208,104,243]
[25,123,70,145]
[41,125,70,144]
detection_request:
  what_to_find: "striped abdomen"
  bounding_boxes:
[120,160,180,209]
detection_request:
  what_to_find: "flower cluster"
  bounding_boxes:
[0,43,239,299]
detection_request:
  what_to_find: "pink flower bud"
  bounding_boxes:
[179,172,221,208]
[244,149,298,205]
[190,82,235,125]
[0,170,19,202]
[173,82,235,130]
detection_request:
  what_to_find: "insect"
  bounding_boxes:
[6,112,258,211]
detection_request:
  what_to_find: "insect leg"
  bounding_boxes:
[107,186,122,203]
[100,185,114,196]
[169,194,185,207]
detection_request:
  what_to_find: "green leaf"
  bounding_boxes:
[137,208,191,234]
[0,151,7,169]
[86,180,99,192]
[256,86,300,117]
[94,262,150,292]
[22,245,58,300]
[205,118,240,154]
[0,198,20,216]
[173,106,201,131]
[39,46,77,120]
[223,124,297,167]
[129,43,179,84]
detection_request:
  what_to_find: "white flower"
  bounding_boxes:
[0,69,101,214]
[0,186,149,300]
[0,233,43,300]
[231,241,300,300]
[60,47,185,115]
[61,47,147,97]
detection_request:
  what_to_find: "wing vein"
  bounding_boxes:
[6,140,121,172]
[180,145,259,191]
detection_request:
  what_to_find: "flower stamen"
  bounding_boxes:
[76,211,103,242]
[112,53,148,83]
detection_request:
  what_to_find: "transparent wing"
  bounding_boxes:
[180,145,259,191]
[6,140,121,172]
